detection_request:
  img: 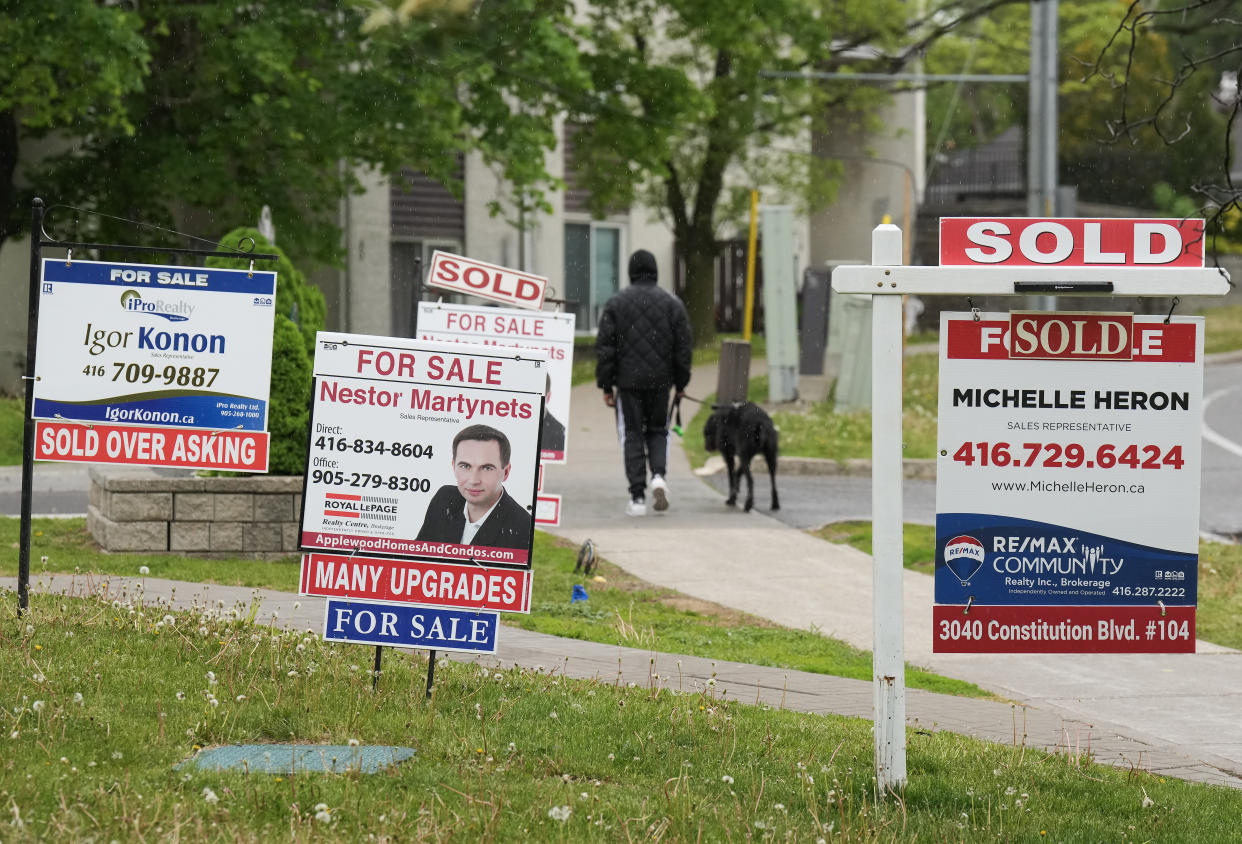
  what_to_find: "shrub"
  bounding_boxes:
[205,228,324,474]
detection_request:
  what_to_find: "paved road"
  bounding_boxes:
[1202,357,1242,540]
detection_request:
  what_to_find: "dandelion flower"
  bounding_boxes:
[348,738,360,747]
[1141,788,1154,809]
[175,692,186,701]
[24,624,33,635]
[287,670,298,678]
[163,615,175,626]
[721,775,734,784]
[31,701,44,713]
[72,693,83,706]
[202,787,219,805]
[314,806,332,823]
[32,673,45,684]
[9,731,18,740]
[549,711,558,720]
[111,751,123,760]
[205,671,217,686]
[235,695,246,702]
[139,566,150,575]
[508,742,517,753]
[548,805,571,822]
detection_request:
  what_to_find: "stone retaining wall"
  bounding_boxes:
[88,468,302,560]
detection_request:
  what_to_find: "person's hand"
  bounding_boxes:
[603,391,616,408]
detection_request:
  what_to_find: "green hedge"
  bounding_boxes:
[205,229,324,475]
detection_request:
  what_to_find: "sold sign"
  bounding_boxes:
[1008,311,1133,360]
[940,218,1205,268]
[426,251,547,310]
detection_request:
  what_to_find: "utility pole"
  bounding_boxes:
[1028,0,1059,309]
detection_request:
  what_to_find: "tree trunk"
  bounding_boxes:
[679,228,718,348]
[0,109,19,254]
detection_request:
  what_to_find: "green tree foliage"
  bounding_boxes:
[924,1,1226,209]
[566,0,1001,344]
[7,0,584,265]
[0,0,148,244]
[205,229,322,475]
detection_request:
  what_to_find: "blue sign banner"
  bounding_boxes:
[321,598,499,654]
[42,258,276,295]
[935,512,1196,607]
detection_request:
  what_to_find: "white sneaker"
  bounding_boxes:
[626,498,647,517]
[651,476,669,512]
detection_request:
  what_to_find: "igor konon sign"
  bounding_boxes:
[32,259,276,472]
[934,312,1202,653]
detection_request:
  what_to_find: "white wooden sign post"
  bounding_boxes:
[832,220,1230,794]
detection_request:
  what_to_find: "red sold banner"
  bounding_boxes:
[35,420,269,472]
[425,250,548,310]
[939,218,1204,267]
[299,552,531,613]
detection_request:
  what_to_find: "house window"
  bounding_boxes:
[563,223,622,332]
[390,239,462,337]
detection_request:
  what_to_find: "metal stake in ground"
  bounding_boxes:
[17,199,45,616]
[372,645,383,691]
[425,649,437,698]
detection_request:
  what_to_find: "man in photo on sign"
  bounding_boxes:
[541,373,566,455]
[416,424,532,551]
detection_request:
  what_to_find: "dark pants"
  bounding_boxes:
[615,387,671,499]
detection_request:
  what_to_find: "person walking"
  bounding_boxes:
[595,249,693,516]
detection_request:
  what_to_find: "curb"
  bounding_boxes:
[697,455,936,481]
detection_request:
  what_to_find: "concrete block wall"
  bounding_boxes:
[88,468,303,560]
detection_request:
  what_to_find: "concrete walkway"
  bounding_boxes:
[7,358,1242,790]
[5,570,1239,789]
[538,360,1242,790]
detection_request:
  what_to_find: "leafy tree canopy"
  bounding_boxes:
[6,0,585,265]
[565,0,1014,343]
[923,0,1226,209]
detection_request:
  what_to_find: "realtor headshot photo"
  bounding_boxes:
[416,423,533,552]
[541,373,566,456]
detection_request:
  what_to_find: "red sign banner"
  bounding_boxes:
[300,552,531,613]
[34,420,269,472]
[939,218,1205,267]
[426,250,548,310]
[933,604,1195,653]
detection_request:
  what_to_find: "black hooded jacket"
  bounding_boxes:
[595,250,693,392]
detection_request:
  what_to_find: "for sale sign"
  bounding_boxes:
[299,333,545,568]
[939,218,1205,267]
[417,302,575,463]
[33,259,276,432]
[933,312,1203,653]
[322,598,498,655]
[425,251,548,310]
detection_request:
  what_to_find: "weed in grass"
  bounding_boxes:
[11,588,1219,842]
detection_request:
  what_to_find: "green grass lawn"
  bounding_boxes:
[0,397,22,464]
[1201,303,1242,354]
[3,592,1240,841]
[684,353,939,466]
[2,517,989,700]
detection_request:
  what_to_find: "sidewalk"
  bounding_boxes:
[5,570,1239,789]
[539,360,1242,789]
[6,360,1242,789]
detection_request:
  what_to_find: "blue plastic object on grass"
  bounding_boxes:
[571,584,589,603]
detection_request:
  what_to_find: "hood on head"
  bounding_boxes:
[627,249,658,284]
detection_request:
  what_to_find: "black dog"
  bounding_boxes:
[703,402,779,512]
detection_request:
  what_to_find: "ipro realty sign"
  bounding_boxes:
[32,259,276,471]
[933,313,1203,654]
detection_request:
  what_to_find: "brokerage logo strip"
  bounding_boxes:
[299,552,531,613]
[322,598,499,654]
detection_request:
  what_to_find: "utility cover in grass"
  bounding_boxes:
[179,744,416,774]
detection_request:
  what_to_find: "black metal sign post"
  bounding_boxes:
[15,198,278,616]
